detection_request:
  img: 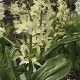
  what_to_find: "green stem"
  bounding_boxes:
[24,65,28,80]
[70,0,72,20]
[27,35,33,80]
[2,36,16,46]
[40,10,42,27]
[29,35,32,55]
[1,39,5,56]
[28,60,33,80]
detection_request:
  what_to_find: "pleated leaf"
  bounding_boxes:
[31,54,72,80]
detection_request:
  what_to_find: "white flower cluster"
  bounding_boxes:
[0,27,5,38]
[0,0,5,20]
[9,0,55,66]
[14,21,33,34]
[0,0,3,2]
[9,0,71,67]
[54,0,70,37]
[10,1,27,16]
[10,0,54,54]
[75,0,80,15]
[57,0,69,21]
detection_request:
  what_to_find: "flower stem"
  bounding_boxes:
[2,36,16,46]
[70,0,71,20]
[29,35,32,55]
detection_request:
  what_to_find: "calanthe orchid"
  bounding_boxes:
[0,1,5,20]
[75,0,80,15]
[9,0,55,68]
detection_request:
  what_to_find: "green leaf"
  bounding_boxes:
[9,47,21,61]
[5,47,20,80]
[0,65,5,77]
[12,50,21,61]
[31,54,72,80]
[5,25,11,37]
[39,34,80,62]
[16,65,25,74]
[45,62,71,80]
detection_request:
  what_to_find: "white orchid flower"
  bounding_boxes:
[0,27,5,38]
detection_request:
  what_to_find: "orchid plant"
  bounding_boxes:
[0,0,80,80]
